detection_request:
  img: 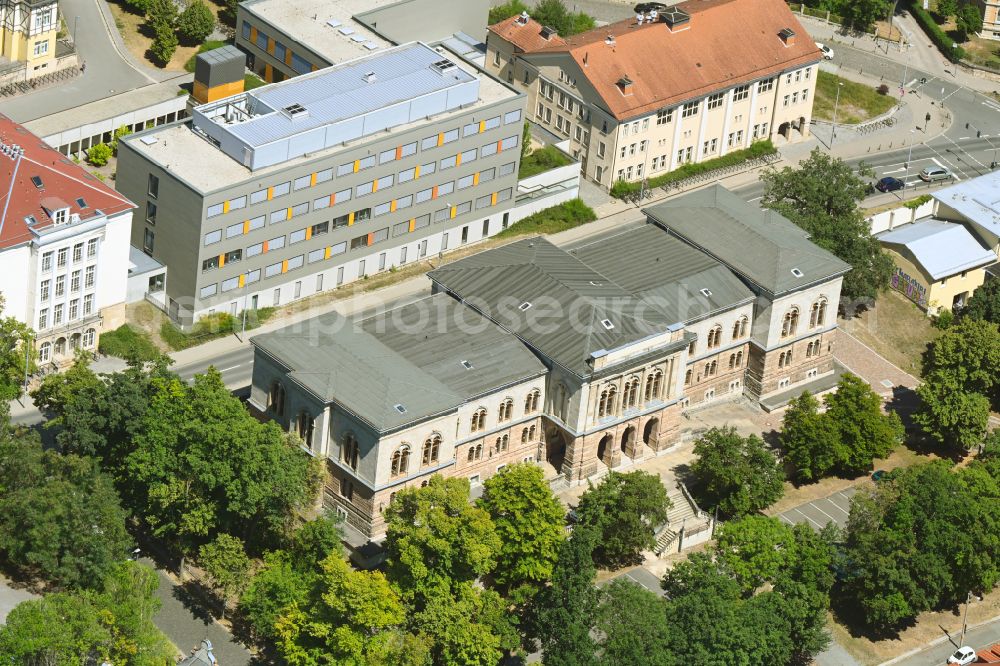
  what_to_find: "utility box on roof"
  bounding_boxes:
[193,45,246,104]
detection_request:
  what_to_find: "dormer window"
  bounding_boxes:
[53,208,69,225]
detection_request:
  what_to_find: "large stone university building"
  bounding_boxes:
[250,185,849,538]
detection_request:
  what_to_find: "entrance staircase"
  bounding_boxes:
[654,481,714,556]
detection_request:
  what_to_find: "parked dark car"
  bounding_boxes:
[875,176,905,192]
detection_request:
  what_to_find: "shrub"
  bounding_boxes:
[933,308,955,329]
[149,22,178,65]
[176,0,215,44]
[98,324,162,362]
[87,143,112,166]
[610,140,776,199]
[903,194,932,210]
[909,0,966,62]
[518,145,572,179]
[495,198,596,238]
[876,84,889,95]
[160,307,276,350]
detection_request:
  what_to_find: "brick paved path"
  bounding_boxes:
[833,329,920,393]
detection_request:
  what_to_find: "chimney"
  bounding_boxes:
[778,28,797,46]
[540,25,557,40]
[604,34,616,47]
[616,75,634,96]
[515,10,529,26]
[660,6,691,32]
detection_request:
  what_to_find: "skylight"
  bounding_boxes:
[519,302,532,311]
[700,288,713,297]
[394,403,407,414]
[601,319,614,330]
[461,360,473,369]
[75,197,88,209]
[790,268,804,278]
[30,175,43,189]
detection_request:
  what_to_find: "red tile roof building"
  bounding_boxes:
[0,114,136,366]
[486,0,821,190]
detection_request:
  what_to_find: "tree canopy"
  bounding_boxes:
[689,426,784,517]
[575,470,670,567]
[760,149,894,301]
[177,0,215,43]
[488,0,595,35]
[0,293,34,401]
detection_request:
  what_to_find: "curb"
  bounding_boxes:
[91,0,158,84]
[876,612,1000,666]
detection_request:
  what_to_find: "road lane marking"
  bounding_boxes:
[787,507,824,529]
[810,503,840,525]
[821,497,851,516]
[219,364,242,372]
[983,100,1000,113]
[940,134,988,171]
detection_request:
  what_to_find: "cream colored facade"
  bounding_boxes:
[0,0,59,77]
[486,40,818,189]
[884,247,986,315]
[980,0,1000,40]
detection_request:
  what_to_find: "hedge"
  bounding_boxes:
[610,139,777,199]
[908,0,966,62]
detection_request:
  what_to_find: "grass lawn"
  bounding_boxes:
[838,289,940,376]
[813,71,896,124]
[184,40,229,72]
[518,145,572,179]
[108,0,227,71]
[244,73,266,90]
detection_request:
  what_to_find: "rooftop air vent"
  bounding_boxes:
[540,25,557,40]
[326,18,341,28]
[139,136,158,146]
[363,71,377,83]
[604,34,616,46]
[284,103,309,119]
[790,267,804,277]
[30,175,43,189]
[519,301,532,311]
[660,6,690,30]
[778,27,796,46]
[601,318,615,330]
[700,288,713,297]
[589,280,603,286]
[394,403,407,414]
[431,58,457,75]
[461,360,474,369]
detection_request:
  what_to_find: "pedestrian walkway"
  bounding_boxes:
[833,329,920,393]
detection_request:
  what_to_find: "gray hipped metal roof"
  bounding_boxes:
[879,219,995,280]
[252,294,545,432]
[428,228,751,377]
[644,185,851,296]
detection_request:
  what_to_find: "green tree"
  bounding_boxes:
[199,533,251,618]
[385,474,500,605]
[715,516,798,594]
[575,470,670,567]
[526,526,600,665]
[150,22,179,65]
[488,0,530,24]
[239,550,312,640]
[781,391,839,482]
[936,0,959,17]
[521,121,531,160]
[477,463,565,595]
[31,353,106,455]
[956,1,984,37]
[410,583,516,666]
[839,0,891,30]
[289,512,344,569]
[823,372,903,474]
[0,294,34,401]
[177,0,215,44]
[96,561,176,664]
[915,372,991,450]
[0,593,111,664]
[123,0,152,13]
[922,317,1000,402]
[87,142,112,166]
[146,0,178,31]
[0,436,132,589]
[531,0,595,36]
[110,124,132,156]
[761,149,893,301]
[596,580,672,666]
[963,277,1000,324]
[689,426,784,517]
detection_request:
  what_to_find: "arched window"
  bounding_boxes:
[735,350,743,367]
[707,325,722,348]
[498,398,514,422]
[684,368,692,386]
[269,381,286,417]
[781,308,799,338]
[38,341,51,363]
[624,376,640,409]
[529,424,536,440]
[70,333,81,351]
[421,434,441,466]
[467,446,476,462]
[391,445,410,477]
[729,353,737,370]
[524,389,540,413]
[468,443,482,461]
[644,370,663,402]
[705,361,717,377]
[598,384,618,418]
[779,349,794,368]
[341,434,359,470]
[521,427,530,444]
[471,408,487,432]
[296,411,314,446]
[54,337,66,356]
[810,299,828,328]
[710,360,717,376]
[82,328,96,348]
[496,434,508,452]
[732,316,748,339]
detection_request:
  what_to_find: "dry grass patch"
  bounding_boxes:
[107,1,225,71]
[839,289,940,376]
[813,71,897,124]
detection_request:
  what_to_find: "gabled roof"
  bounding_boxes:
[932,171,1000,237]
[879,219,995,280]
[0,114,135,252]
[252,294,545,432]
[521,0,821,121]
[644,185,850,296]
[488,14,567,52]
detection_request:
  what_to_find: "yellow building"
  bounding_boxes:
[880,219,995,315]
[0,0,59,78]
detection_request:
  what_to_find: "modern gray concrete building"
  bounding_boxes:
[236,0,490,83]
[116,42,525,328]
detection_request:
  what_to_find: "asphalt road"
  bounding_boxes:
[2,0,171,123]
[895,621,1000,666]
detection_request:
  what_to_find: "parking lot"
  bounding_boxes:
[777,486,858,531]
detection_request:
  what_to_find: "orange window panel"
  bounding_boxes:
[437,132,444,146]
[281,260,289,273]
[496,140,503,153]
[367,232,374,245]
[284,49,293,66]
[263,241,269,253]
[455,153,462,167]
[267,186,274,200]
[250,26,258,43]
[329,193,336,206]
[408,218,416,232]
[395,145,403,160]
[431,185,438,199]
[267,38,274,55]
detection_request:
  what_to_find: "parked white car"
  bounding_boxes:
[816,42,834,60]
[947,646,976,665]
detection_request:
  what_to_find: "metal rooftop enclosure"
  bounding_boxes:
[190,42,479,171]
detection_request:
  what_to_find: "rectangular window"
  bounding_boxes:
[708,92,725,109]
[399,166,416,183]
[379,148,396,164]
[314,195,331,210]
[440,155,457,170]
[291,202,309,217]
[247,215,265,232]
[311,221,329,236]
[87,238,98,257]
[245,269,260,284]
[656,108,673,125]
[40,280,50,301]
[455,201,472,215]
[273,42,286,63]
[373,201,391,217]
[71,270,81,292]
[268,235,285,250]
[682,101,699,118]
[332,213,350,229]
[476,194,492,209]
[733,84,750,101]
[146,201,157,225]
[287,255,304,270]
[335,188,352,203]
[504,109,522,124]
[200,284,218,298]
[204,229,222,246]
[414,214,431,230]
[250,188,267,204]
[500,134,519,151]
[783,94,790,107]
[72,244,83,263]
[255,29,268,50]
[421,134,438,150]
[371,227,389,243]
[393,221,409,237]
[316,168,333,184]
[290,229,307,243]
[272,181,290,198]
[481,142,498,157]
[357,155,376,171]
[330,242,346,256]
[207,202,224,218]
[222,277,240,292]
[758,78,774,93]
[270,210,287,224]
[83,294,94,315]
[485,116,501,130]
[442,128,459,144]
[308,248,325,263]
[499,162,516,177]
[415,187,433,204]
[148,174,159,198]
[226,222,244,238]
[293,175,312,191]
[350,234,369,249]
[438,181,454,196]
[434,208,450,222]
[53,304,63,325]
[458,174,474,189]
[291,53,311,75]
[229,195,247,211]
[241,20,250,39]
[396,194,413,209]
[265,262,282,277]
[421,161,436,176]
[69,299,78,320]
[497,188,512,202]
[355,208,371,223]
[247,242,263,257]
[202,256,220,272]
[376,174,394,190]
[597,141,606,158]
[337,161,354,177]
[400,141,417,157]
[464,122,479,137]
[357,181,374,197]
[479,167,496,182]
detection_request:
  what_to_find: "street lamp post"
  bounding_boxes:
[904,129,915,190]
[831,82,844,148]
[21,331,32,397]
[235,272,249,342]
[72,16,79,45]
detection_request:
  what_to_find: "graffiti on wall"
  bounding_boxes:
[890,267,928,307]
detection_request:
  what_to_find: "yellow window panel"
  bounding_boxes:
[238,274,246,288]
[267,186,274,200]
[219,253,226,268]
[390,200,397,212]
[223,200,230,214]
[242,220,250,234]
[414,165,420,179]
[491,192,497,205]
[325,246,332,259]
[372,179,378,193]
[281,260,289,273]
[306,227,313,240]
[348,211,355,226]
[408,218,416,232]
[479,120,485,133]
[437,132,444,146]
[310,173,317,186]
[473,172,480,185]
[286,208,293,220]
[455,153,462,167]
[450,206,457,219]
[353,160,360,173]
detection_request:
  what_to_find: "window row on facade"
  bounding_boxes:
[38,264,97,302]
[242,21,316,75]
[203,121,523,220]
[781,299,828,338]
[39,238,99,272]
[37,293,97,330]
[37,327,97,363]
[596,370,665,420]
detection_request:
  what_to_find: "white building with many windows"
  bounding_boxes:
[0,114,135,366]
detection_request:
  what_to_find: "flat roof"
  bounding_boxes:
[241,0,394,65]
[123,44,517,193]
[879,218,995,280]
[933,171,1000,236]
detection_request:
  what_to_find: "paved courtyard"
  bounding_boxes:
[0,575,38,625]
[778,486,858,531]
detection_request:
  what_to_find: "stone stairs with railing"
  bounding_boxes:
[654,481,714,556]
